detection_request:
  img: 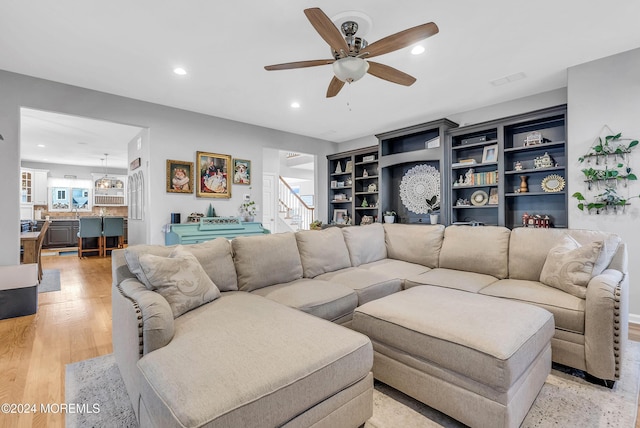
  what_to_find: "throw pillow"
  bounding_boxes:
[539,235,603,298]
[138,245,221,318]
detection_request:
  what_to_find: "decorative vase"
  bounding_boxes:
[430,214,439,224]
[243,215,254,222]
[384,215,395,224]
[519,176,529,193]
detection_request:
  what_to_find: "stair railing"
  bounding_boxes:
[278,176,314,230]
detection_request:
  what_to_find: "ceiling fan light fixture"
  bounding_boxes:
[332,57,369,83]
[411,45,425,55]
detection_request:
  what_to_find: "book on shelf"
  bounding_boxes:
[454,170,499,186]
[452,159,477,167]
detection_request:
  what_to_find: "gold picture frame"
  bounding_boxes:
[166,160,194,194]
[196,152,232,198]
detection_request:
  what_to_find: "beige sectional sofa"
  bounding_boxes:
[112,223,628,427]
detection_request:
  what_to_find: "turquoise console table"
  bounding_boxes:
[165,217,269,245]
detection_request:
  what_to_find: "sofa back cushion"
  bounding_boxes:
[383,224,444,268]
[509,227,624,281]
[137,246,221,318]
[232,233,303,291]
[295,227,351,277]
[342,223,387,267]
[439,225,511,279]
[124,238,238,291]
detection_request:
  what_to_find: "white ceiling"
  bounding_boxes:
[4,1,640,164]
[20,108,143,169]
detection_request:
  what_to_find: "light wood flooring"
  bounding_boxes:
[1,255,639,428]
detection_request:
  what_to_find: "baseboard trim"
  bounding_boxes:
[629,313,640,326]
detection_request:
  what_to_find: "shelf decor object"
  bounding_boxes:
[519,176,529,193]
[541,174,565,193]
[470,190,489,206]
[573,127,639,214]
[399,164,440,214]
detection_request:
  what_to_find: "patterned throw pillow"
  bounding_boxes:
[539,235,603,298]
[138,245,221,318]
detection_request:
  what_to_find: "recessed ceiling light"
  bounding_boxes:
[173,67,187,76]
[37,144,45,148]
[291,102,301,109]
[411,45,425,55]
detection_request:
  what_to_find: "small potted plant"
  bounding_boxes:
[425,195,440,224]
[239,199,257,222]
[310,219,323,230]
[384,210,396,224]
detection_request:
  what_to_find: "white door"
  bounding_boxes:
[262,173,277,233]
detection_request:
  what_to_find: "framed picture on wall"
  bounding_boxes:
[166,159,194,193]
[232,158,251,185]
[196,152,232,198]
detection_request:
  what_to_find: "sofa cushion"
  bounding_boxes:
[295,227,351,278]
[251,278,358,322]
[539,235,604,298]
[138,246,221,318]
[439,225,510,279]
[232,233,303,292]
[405,268,499,293]
[140,292,372,428]
[383,224,444,268]
[342,223,387,267]
[359,259,430,285]
[508,228,622,281]
[480,279,585,334]
[123,239,238,291]
[316,267,402,305]
[179,238,238,291]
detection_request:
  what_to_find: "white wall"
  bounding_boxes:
[337,88,568,152]
[567,47,640,320]
[0,70,337,267]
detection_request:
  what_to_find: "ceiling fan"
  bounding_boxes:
[264,7,439,98]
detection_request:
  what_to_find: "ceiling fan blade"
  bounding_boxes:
[364,22,439,58]
[367,61,416,86]
[326,76,345,98]
[264,59,335,71]
[304,8,349,54]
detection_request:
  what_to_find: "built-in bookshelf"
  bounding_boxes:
[446,105,567,228]
[327,146,379,226]
[376,119,458,225]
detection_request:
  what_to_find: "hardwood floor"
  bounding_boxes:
[0,255,639,427]
[0,255,112,428]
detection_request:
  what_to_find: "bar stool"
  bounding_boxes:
[102,217,124,256]
[78,217,104,258]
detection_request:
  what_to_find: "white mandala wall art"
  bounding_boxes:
[399,164,441,214]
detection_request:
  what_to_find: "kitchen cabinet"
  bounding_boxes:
[20,168,49,205]
[37,220,78,248]
[92,174,127,206]
[37,218,127,248]
[33,170,49,205]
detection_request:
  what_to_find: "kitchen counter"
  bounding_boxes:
[36,218,128,248]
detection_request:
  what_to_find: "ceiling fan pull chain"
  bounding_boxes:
[346,83,352,112]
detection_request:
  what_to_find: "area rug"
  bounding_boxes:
[66,341,640,428]
[38,269,61,293]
